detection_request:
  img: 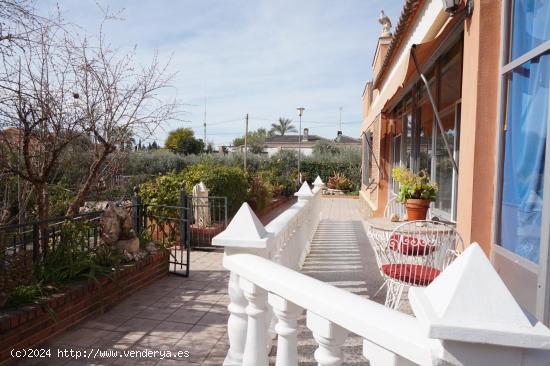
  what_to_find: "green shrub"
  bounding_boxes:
[36,221,123,284]
[140,163,248,217]
[122,150,189,176]
[248,175,273,214]
[180,163,248,216]
[4,283,55,309]
[300,158,360,191]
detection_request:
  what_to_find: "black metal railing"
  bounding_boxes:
[1,188,228,291]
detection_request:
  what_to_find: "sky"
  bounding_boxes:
[37,0,404,147]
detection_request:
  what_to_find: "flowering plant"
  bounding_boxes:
[391,167,438,203]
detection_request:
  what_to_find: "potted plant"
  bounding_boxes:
[327,172,353,192]
[391,167,438,220]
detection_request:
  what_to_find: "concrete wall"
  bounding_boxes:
[265,147,314,157]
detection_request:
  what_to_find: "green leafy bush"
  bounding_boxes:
[36,221,123,284]
[180,163,248,216]
[248,175,273,214]
[300,159,360,191]
[2,221,125,309]
[3,283,55,309]
[123,150,189,176]
[140,163,248,217]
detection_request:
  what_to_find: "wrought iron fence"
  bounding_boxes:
[189,195,227,250]
[1,189,228,293]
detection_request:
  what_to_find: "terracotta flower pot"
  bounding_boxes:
[405,199,431,221]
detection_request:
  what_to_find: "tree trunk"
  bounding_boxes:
[66,148,111,216]
[35,182,49,255]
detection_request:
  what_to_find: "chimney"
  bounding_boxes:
[303,128,309,142]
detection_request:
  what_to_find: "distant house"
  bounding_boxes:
[264,128,360,156]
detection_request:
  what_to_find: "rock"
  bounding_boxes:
[100,203,137,246]
[100,204,121,245]
[117,237,139,253]
[145,241,157,253]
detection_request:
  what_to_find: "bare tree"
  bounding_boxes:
[0,8,178,231]
[0,0,47,57]
[0,20,84,229]
[65,31,178,214]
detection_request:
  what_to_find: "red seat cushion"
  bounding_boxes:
[389,234,435,256]
[381,264,440,286]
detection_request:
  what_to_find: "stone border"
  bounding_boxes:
[321,194,359,199]
[0,250,169,364]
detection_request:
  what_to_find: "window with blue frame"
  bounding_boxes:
[499,0,550,263]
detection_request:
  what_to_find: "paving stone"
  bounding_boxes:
[149,320,193,339]
[43,199,402,365]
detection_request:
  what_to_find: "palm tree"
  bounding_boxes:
[270,118,297,136]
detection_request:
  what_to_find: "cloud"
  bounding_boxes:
[37,0,404,145]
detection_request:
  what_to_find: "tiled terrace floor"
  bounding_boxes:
[25,198,389,366]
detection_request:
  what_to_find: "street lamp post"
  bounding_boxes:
[296,107,305,187]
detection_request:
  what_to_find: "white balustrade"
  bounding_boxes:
[214,176,550,365]
[240,277,269,366]
[212,177,324,366]
[307,311,348,366]
[269,294,302,366]
[221,245,550,366]
[224,272,248,366]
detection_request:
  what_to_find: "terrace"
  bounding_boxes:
[16,181,550,365]
[25,195,382,365]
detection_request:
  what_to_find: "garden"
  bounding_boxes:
[0,145,360,310]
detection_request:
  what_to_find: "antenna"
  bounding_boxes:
[339,106,343,132]
[203,96,207,144]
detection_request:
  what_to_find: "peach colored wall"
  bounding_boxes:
[362,82,372,120]
[374,115,391,217]
[455,0,502,256]
[372,37,393,83]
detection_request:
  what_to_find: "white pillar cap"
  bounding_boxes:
[212,202,270,248]
[409,243,550,349]
[294,181,313,198]
[313,175,325,187]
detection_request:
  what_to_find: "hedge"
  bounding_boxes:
[139,163,248,217]
[300,156,361,191]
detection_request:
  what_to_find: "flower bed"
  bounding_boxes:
[0,250,169,364]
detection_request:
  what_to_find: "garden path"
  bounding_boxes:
[26,198,392,366]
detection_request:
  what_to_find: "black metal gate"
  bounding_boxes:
[134,188,227,277]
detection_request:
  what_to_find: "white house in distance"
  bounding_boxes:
[264,128,360,156]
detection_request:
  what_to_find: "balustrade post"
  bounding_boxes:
[312,175,325,193]
[212,203,272,366]
[240,278,269,366]
[269,294,302,366]
[307,311,348,366]
[294,182,314,269]
[409,243,550,366]
[225,272,248,366]
[295,181,314,202]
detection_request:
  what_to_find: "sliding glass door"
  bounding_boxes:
[388,39,463,221]
[494,0,550,322]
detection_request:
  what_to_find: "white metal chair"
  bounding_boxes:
[378,220,464,310]
[383,196,406,220]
